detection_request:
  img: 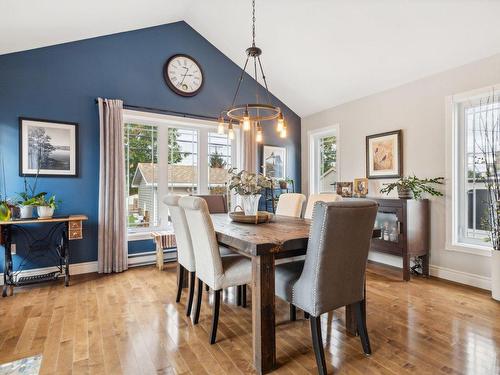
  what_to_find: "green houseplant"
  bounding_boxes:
[380,175,444,199]
[228,168,271,215]
[34,193,60,219]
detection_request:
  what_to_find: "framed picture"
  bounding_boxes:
[336,182,353,197]
[354,178,369,197]
[19,117,78,177]
[366,130,402,179]
[263,145,286,180]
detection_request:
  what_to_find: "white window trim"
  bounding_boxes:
[123,109,241,241]
[445,84,500,257]
[308,124,340,195]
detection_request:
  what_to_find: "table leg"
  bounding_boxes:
[252,253,276,374]
[63,223,70,287]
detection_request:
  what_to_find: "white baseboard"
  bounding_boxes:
[0,250,177,286]
[429,265,491,291]
[0,261,98,286]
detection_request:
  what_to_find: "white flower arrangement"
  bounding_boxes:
[228,168,271,195]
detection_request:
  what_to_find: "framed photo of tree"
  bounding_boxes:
[19,117,78,177]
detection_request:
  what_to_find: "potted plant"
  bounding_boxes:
[380,176,444,199]
[34,194,59,219]
[0,154,10,221]
[278,177,293,190]
[228,168,271,215]
[16,191,46,219]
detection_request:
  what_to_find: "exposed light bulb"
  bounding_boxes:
[228,123,235,140]
[243,109,251,131]
[277,112,284,132]
[280,124,287,138]
[256,123,263,143]
[217,116,225,134]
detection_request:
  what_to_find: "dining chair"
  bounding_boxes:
[193,193,246,304]
[179,196,253,344]
[274,200,378,375]
[275,193,306,217]
[193,194,228,214]
[303,193,342,219]
[163,195,236,317]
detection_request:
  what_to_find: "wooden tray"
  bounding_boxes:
[229,211,273,224]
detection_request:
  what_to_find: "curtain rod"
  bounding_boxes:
[94,99,219,122]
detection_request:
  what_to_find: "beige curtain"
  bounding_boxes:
[97,98,127,273]
[242,126,258,172]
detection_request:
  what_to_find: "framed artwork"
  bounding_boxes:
[353,178,369,197]
[336,182,353,197]
[19,117,79,177]
[366,130,402,179]
[263,145,286,180]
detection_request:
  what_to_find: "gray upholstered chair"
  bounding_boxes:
[275,200,378,375]
[163,195,236,317]
[179,196,252,344]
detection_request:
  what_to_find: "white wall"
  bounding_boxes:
[302,53,500,288]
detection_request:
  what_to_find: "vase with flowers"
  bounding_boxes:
[228,168,271,216]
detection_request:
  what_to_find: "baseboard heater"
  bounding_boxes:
[128,248,177,268]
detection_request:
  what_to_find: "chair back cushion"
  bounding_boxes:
[304,193,342,219]
[179,196,224,289]
[275,193,306,218]
[293,200,378,316]
[163,195,196,272]
[193,194,228,214]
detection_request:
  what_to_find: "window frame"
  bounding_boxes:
[308,124,340,195]
[445,85,500,257]
[123,110,240,241]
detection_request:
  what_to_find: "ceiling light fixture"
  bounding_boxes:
[218,0,284,143]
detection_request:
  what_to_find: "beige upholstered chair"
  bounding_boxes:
[163,195,235,317]
[275,193,306,217]
[275,200,378,374]
[179,196,252,344]
[193,194,228,214]
[303,193,342,219]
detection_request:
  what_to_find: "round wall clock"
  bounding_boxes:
[163,54,204,97]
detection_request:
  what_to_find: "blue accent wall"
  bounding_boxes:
[0,21,301,271]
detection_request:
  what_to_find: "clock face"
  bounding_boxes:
[163,54,203,97]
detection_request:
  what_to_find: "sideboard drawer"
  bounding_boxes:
[69,220,82,230]
[69,229,82,240]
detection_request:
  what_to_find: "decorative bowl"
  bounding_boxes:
[229,211,273,224]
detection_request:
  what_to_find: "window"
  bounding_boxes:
[124,111,240,236]
[309,126,339,194]
[452,90,500,249]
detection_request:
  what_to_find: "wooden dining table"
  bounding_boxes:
[211,213,380,374]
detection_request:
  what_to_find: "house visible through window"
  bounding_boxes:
[454,93,500,247]
[124,111,239,235]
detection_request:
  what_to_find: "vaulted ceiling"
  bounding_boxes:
[2,0,500,116]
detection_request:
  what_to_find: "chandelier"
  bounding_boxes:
[218,0,286,143]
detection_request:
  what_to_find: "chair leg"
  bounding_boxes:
[193,278,203,324]
[185,272,196,317]
[241,285,247,308]
[290,304,297,321]
[310,316,327,375]
[304,311,310,320]
[236,285,242,306]
[210,290,221,344]
[176,264,184,303]
[205,283,210,292]
[354,301,372,355]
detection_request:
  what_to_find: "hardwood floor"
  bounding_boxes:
[0,262,499,374]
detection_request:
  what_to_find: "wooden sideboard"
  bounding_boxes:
[367,198,429,281]
[0,215,88,297]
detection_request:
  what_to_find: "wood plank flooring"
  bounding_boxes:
[0,262,499,374]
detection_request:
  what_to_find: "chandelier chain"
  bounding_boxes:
[252,0,256,46]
